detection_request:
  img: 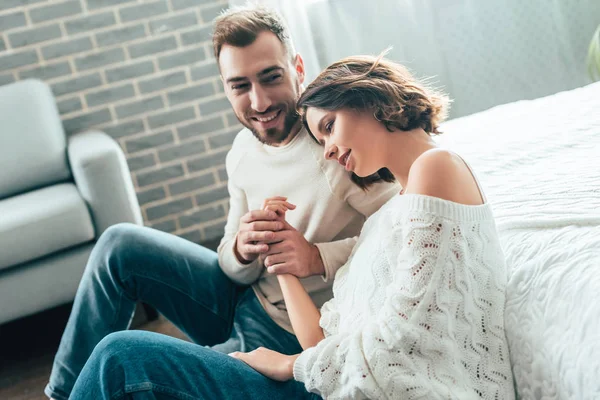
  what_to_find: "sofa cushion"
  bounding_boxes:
[0,183,95,271]
[0,79,71,200]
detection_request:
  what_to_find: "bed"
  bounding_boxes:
[436,81,600,399]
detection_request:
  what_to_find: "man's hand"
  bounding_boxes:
[234,209,284,264]
[259,196,325,278]
[229,347,299,382]
[260,219,325,278]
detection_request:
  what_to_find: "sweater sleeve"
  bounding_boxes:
[315,173,400,281]
[345,178,401,219]
[217,143,263,285]
[314,237,357,282]
[293,212,444,399]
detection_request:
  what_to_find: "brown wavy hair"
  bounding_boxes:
[297,53,450,189]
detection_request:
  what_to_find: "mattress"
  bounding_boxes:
[436,81,600,399]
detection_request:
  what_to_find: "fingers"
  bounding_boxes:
[262,196,288,208]
[264,253,286,267]
[245,230,276,242]
[269,229,290,243]
[228,351,249,365]
[240,209,278,223]
[245,220,284,233]
[264,204,288,217]
[237,220,286,259]
[278,218,295,230]
[264,199,297,210]
[263,200,296,221]
[262,240,289,254]
[240,242,269,255]
[263,198,296,216]
[266,263,290,275]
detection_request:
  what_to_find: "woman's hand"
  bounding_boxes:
[262,196,296,220]
[229,347,299,382]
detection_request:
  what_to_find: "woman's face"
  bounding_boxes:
[305,107,385,177]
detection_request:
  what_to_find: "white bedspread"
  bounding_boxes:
[436,82,600,399]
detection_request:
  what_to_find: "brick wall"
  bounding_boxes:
[0,0,241,246]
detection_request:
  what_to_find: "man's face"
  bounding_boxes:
[219,31,305,146]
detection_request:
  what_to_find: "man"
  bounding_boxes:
[46,4,399,400]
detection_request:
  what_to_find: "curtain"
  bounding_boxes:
[231,0,600,118]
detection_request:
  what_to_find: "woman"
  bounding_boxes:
[69,55,514,399]
[233,54,515,399]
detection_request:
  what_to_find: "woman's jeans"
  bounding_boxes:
[44,223,318,400]
[69,330,319,399]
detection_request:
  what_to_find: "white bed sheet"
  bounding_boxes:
[436,82,600,399]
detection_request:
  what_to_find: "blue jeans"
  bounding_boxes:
[45,223,317,400]
[69,330,319,399]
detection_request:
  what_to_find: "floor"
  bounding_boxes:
[0,303,188,400]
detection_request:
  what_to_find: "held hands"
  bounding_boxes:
[261,196,296,220]
[229,347,299,381]
[233,196,295,264]
[260,197,325,278]
[234,207,284,264]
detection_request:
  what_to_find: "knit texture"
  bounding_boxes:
[294,194,515,399]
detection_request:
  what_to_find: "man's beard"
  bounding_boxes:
[238,103,300,146]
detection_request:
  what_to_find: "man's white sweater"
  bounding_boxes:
[217,127,399,333]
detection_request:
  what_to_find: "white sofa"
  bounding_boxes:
[0,79,143,325]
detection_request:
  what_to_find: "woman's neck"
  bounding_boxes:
[384,128,438,189]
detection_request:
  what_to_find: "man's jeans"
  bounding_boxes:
[45,223,315,400]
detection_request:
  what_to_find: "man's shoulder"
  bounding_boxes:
[230,127,259,150]
[226,127,259,172]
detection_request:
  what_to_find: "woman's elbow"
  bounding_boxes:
[301,333,326,350]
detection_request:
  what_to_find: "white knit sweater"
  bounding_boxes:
[294,194,515,400]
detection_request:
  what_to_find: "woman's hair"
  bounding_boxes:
[297,53,450,189]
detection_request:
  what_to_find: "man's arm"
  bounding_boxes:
[346,179,401,217]
[217,157,283,285]
[314,237,358,282]
[313,179,401,281]
[217,177,264,285]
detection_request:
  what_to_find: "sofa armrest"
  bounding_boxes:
[68,131,143,236]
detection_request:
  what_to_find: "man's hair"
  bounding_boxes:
[297,53,450,190]
[212,4,296,64]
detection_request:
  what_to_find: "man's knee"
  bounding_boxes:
[91,331,149,368]
[96,223,142,253]
[91,223,149,271]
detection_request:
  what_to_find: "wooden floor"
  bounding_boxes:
[0,303,188,400]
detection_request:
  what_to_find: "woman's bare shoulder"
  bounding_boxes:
[405,149,483,205]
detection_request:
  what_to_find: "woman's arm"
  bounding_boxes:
[277,274,324,349]
[230,347,300,382]
[261,197,325,350]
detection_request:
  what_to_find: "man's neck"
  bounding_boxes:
[269,120,303,147]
